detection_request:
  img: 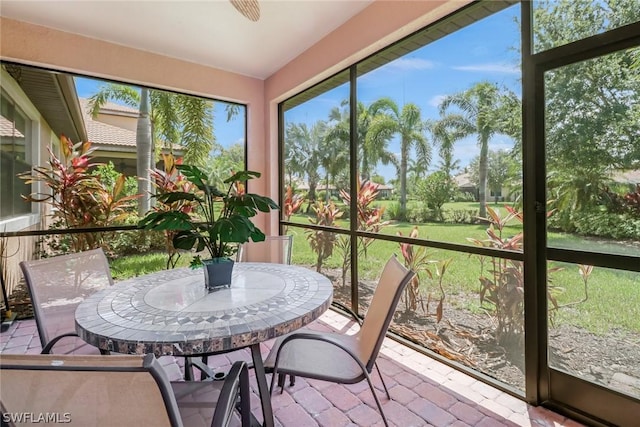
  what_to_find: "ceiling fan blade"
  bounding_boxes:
[230,0,260,22]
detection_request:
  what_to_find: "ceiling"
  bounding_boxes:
[0,0,374,79]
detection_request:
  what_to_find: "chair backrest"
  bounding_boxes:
[19,248,114,349]
[0,354,182,427]
[236,235,293,264]
[358,255,415,372]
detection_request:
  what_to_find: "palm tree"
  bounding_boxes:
[438,82,517,218]
[285,122,325,208]
[368,101,430,215]
[428,115,471,178]
[89,83,218,215]
[326,99,398,181]
[320,121,349,202]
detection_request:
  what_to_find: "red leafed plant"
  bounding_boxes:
[396,226,452,324]
[20,135,139,252]
[305,200,343,272]
[149,154,196,268]
[335,178,389,286]
[283,186,304,220]
[467,205,591,348]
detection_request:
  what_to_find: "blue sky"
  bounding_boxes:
[285,4,522,182]
[74,78,246,150]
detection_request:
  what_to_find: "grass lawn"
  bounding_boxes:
[112,200,640,336]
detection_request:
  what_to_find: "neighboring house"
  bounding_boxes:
[453,172,478,200]
[610,170,640,189]
[452,172,517,202]
[79,98,184,177]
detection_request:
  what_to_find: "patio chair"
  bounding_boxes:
[19,248,113,354]
[0,354,251,427]
[236,235,293,264]
[263,255,415,427]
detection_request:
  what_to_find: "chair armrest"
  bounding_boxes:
[332,301,363,327]
[41,332,81,354]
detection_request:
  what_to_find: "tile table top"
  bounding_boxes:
[75,263,333,357]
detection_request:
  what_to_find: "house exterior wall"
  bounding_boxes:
[0,68,61,296]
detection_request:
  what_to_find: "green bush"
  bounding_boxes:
[445,209,479,224]
[106,214,166,257]
[385,202,405,221]
[454,191,476,202]
[549,208,640,240]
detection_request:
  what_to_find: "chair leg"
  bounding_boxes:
[364,370,390,427]
[184,357,194,381]
[374,361,391,400]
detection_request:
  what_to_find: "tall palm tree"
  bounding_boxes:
[326,99,398,180]
[284,122,325,207]
[428,115,472,178]
[89,84,217,215]
[438,82,517,218]
[320,121,349,201]
[368,101,430,214]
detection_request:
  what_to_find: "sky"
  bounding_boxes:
[284,3,522,183]
[74,78,246,151]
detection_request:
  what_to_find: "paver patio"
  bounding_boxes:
[0,309,584,427]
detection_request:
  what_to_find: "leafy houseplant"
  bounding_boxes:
[139,165,279,288]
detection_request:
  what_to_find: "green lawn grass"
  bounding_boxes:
[112,201,640,336]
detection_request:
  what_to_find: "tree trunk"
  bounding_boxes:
[399,138,409,216]
[478,135,489,218]
[137,88,152,216]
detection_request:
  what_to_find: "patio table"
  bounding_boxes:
[74,262,333,427]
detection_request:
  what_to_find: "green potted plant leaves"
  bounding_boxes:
[139,165,279,289]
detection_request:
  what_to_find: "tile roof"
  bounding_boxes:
[79,98,137,149]
[0,115,25,138]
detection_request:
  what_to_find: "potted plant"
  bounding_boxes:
[139,165,279,289]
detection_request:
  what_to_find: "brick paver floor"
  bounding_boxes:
[0,310,584,427]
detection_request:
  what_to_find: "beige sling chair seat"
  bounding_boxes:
[263,255,415,427]
[0,354,251,427]
[19,249,114,354]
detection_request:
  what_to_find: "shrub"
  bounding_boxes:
[416,171,456,220]
[385,202,404,221]
[445,209,479,224]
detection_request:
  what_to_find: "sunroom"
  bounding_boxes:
[0,1,639,426]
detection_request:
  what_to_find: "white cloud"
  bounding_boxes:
[428,94,447,108]
[386,57,435,71]
[452,63,520,74]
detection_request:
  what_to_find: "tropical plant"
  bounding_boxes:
[416,171,457,221]
[148,154,196,268]
[369,101,431,216]
[439,82,519,218]
[284,122,325,209]
[305,200,343,272]
[397,227,435,314]
[335,178,389,286]
[88,84,229,214]
[19,135,140,252]
[428,115,469,178]
[326,99,399,180]
[139,165,278,268]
